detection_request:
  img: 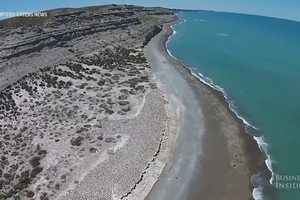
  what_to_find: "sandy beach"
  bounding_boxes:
[144,21,269,200]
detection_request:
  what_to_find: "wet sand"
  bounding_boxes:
[145,21,269,200]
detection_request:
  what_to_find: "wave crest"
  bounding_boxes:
[216,33,230,37]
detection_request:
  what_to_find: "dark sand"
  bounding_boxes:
[145,21,271,200]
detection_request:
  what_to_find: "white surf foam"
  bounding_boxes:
[196,70,274,200]
[179,19,187,25]
[255,136,274,184]
[166,19,274,200]
[253,186,264,200]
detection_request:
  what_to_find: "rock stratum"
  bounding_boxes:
[0,5,177,200]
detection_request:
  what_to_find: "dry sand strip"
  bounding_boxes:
[144,21,268,200]
[144,22,206,200]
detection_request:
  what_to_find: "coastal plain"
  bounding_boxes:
[0,5,177,200]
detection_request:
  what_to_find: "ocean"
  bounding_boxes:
[167,11,300,200]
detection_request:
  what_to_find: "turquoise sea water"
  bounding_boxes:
[167,12,300,200]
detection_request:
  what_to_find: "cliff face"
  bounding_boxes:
[0,5,176,90]
[0,5,177,200]
[143,25,163,46]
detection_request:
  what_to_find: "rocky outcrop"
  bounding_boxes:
[143,25,163,46]
[0,16,141,59]
[0,5,175,60]
[0,5,177,91]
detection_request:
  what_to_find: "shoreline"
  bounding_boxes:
[166,19,274,199]
[145,19,272,199]
[167,20,275,186]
